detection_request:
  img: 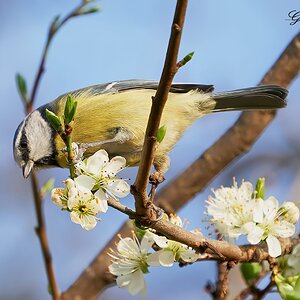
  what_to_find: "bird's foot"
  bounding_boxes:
[149,171,165,186]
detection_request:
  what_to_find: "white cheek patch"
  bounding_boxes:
[26,111,53,161]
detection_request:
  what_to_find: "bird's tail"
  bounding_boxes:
[212,85,288,112]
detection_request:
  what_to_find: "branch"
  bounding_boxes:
[62,28,300,300]
[235,278,276,300]
[29,0,96,109]
[132,0,188,220]
[30,173,60,300]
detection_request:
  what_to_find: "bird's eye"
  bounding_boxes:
[20,141,27,149]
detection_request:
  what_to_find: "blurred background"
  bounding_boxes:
[1,0,299,299]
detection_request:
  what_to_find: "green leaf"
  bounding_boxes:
[240,262,262,285]
[182,51,194,65]
[80,6,101,15]
[16,73,28,100]
[275,274,300,300]
[286,292,300,300]
[50,15,60,33]
[294,276,300,292]
[64,95,77,124]
[45,109,63,132]
[40,178,55,198]
[157,125,167,143]
[255,177,265,199]
[48,283,53,295]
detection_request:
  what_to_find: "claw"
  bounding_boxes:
[149,171,165,186]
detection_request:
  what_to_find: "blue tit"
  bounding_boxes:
[13,80,288,178]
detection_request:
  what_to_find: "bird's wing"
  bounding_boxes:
[68,80,214,97]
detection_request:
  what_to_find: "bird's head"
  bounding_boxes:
[13,109,57,178]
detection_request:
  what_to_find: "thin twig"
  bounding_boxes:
[235,278,276,300]
[30,1,90,107]
[132,0,188,220]
[213,262,234,300]
[30,172,60,299]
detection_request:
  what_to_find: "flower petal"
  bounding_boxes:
[70,211,81,225]
[140,232,155,253]
[106,179,130,198]
[252,198,264,223]
[263,196,279,222]
[116,273,131,288]
[266,235,281,257]
[271,221,295,238]
[244,222,264,245]
[94,189,108,213]
[147,251,163,266]
[127,270,146,296]
[102,156,126,177]
[152,235,169,248]
[75,175,95,191]
[80,215,97,230]
[180,249,199,262]
[86,149,109,174]
[158,250,175,267]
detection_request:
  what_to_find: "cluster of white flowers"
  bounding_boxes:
[109,215,202,296]
[51,148,130,230]
[206,179,299,257]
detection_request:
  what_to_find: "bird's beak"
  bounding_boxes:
[22,160,34,178]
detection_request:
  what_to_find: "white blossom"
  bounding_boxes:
[51,178,76,210]
[75,149,130,207]
[243,197,296,257]
[51,177,107,230]
[206,179,256,238]
[206,180,299,258]
[147,215,201,267]
[108,232,154,297]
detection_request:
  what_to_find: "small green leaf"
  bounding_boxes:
[255,177,265,199]
[294,276,300,292]
[64,95,77,124]
[40,178,55,198]
[45,109,63,132]
[240,262,262,285]
[275,274,300,300]
[50,15,60,33]
[157,125,167,143]
[48,283,53,295]
[80,6,101,15]
[286,292,300,300]
[182,51,194,65]
[16,73,28,100]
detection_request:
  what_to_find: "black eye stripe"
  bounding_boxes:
[20,122,29,162]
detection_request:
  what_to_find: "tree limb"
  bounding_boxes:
[132,0,188,220]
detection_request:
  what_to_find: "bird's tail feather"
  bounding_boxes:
[212,85,288,112]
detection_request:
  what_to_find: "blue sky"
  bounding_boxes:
[1,1,300,299]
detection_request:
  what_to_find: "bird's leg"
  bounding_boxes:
[151,154,170,185]
[147,155,170,221]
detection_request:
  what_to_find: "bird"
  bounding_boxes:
[13,80,288,178]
